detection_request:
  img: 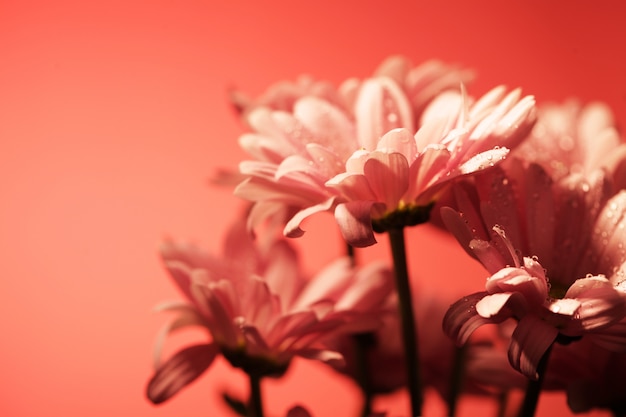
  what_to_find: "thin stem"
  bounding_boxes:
[496,391,509,417]
[446,345,466,417]
[353,333,375,417]
[517,344,553,417]
[248,373,264,417]
[387,227,422,417]
[346,242,356,266]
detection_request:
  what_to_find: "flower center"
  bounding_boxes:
[372,201,435,232]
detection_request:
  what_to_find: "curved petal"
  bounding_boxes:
[406,145,450,201]
[440,206,479,261]
[485,266,548,306]
[456,147,509,175]
[469,238,509,275]
[508,315,558,379]
[334,201,379,247]
[363,151,409,208]
[443,292,492,345]
[283,197,336,238]
[376,128,417,161]
[146,343,219,404]
[475,291,528,320]
[152,304,208,368]
[326,172,377,201]
[192,280,239,347]
[355,76,414,151]
[563,277,626,332]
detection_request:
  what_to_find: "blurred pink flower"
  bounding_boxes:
[230,74,346,119]
[231,55,473,123]
[146,221,394,404]
[234,56,535,246]
[442,163,626,379]
[326,288,523,398]
[514,99,626,188]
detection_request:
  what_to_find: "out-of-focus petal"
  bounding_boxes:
[286,405,313,417]
[147,343,218,404]
[334,261,394,311]
[355,77,414,151]
[152,303,208,368]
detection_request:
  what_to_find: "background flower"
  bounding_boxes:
[442,162,626,379]
[147,219,394,403]
[233,57,473,241]
[514,99,626,188]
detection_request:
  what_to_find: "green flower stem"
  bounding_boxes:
[387,227,423,417]
[248,373,264,417]
[517,344,553,417]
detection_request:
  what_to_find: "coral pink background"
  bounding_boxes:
[1,1,625,416]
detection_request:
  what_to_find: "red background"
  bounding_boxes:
[1,1,625,416]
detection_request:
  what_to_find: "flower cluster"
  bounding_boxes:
[147,56,626,417]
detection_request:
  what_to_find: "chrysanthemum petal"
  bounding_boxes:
[284,198,336,238]
[363,152,409,208]
[334,201,380,247]
[147,343,218,404]
[563,277,626,332]
[476,292,527,320]
[508,315,558,379]
[443,292,491,345]
[355,77,414,151]
[376,128,417,161]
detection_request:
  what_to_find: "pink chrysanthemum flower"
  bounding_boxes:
[327,87,536,246]
[235,56,535,246]
[514,99,626,188]
[442,163,626,379]
[230,74,346,119]
[231,55,473,122]
[146,221,394,404]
